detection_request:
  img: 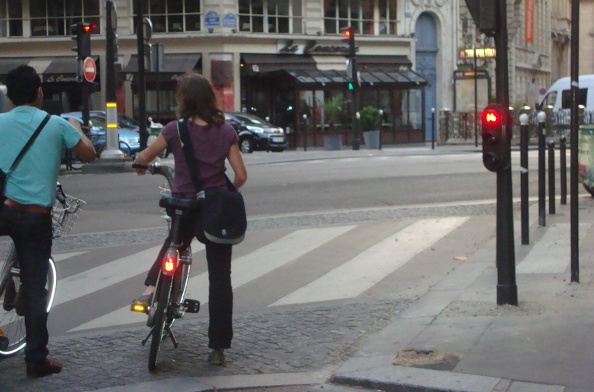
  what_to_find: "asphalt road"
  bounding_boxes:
[56,149,551,234]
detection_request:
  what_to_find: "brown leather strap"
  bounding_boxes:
[3,198,52,214]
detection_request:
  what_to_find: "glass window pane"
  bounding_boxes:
[293,0,302,16]
[339,1,348,19]
[278,17,288,33]
[84,0,99,15]
[239,15,250,31]
[149,0,166,15]
[293,17,302,33]
[9,0,22,18]
[168,15,183,31]
[65,0,82,16]
[186,0,200,13]
[379,0,387,18]
[324,18,336,34]
[152,16,166,32]
[389,0,396,18]
[30,0,47,18]
[186,14,200,30]
[31,20,47,36]
[239,0,250,14]
[362,0,372,19]
[267,1,276,16]
[278,1,289,15]
[168,0,183,14]
[10,20,23,36]
[47,0,63,17]
[253,0,263,14]
[252,15,263,32]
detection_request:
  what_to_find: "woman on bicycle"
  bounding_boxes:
[132,72,247,366]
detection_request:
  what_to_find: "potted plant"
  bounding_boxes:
[359,106,382,149]
[322,94,344,150]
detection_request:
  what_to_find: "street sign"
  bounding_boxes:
[83,57,96,82]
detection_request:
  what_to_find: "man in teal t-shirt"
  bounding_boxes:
[0,65,96,378]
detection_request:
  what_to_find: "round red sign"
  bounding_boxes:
[83,57,96,82]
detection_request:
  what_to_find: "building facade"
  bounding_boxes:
[0,0,590,147]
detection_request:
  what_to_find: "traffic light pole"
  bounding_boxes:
[494,0,517,306]
[136,0,148,150]
[351,57,360,150]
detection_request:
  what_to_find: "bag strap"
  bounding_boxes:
[177,118,204,193]
[176,118,237,194]
[8,113,51,173]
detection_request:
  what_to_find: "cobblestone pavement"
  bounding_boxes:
[0,299,410,392]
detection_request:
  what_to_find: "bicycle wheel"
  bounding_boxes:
[0,250,57,356]
[148,274,172,371]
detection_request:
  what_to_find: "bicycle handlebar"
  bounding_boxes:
[133,162,174,189]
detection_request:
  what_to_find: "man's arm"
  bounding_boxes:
[67,117,96,162]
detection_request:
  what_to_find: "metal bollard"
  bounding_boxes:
[302,114,307,152]
[560,136,567,205]
[537,111,546,226]
[548,140,556,215]
[519,113,529,245]
[431,108,436,150]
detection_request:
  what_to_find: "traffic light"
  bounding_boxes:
[481,104,510,172]
[340,26,356,58]
[464,0,496,36]
[71,22,97,59]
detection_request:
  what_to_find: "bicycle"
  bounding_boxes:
[131,162,201,371]
[0,183,85,355]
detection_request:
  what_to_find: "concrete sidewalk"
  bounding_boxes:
[331,197,594,392]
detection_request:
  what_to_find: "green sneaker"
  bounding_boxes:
[208,348,225,366]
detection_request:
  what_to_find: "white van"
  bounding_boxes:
[538,74,594,113]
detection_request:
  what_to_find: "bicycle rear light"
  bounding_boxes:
[163,249,178,275]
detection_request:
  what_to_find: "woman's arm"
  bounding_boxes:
[133,133,168,175]
[227,143,247,189]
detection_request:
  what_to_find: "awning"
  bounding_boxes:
[0,57,99,83]
[122,54,201,83]
[283,68,427,88]
[241,54,412,73]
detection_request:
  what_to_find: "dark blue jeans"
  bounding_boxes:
[145,211,233,349]
[0,204,52,367]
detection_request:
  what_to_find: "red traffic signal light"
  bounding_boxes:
[481,104,510,172]
[340,27,356,58]
[82,24,97,33]
[71,22,96,60]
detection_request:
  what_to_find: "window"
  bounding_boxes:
[29,0,100,37]
[0,0,23,37]
[324,0,397,35]
[135,0,202,33]
[561,89,587,110]
[238,0,302,33]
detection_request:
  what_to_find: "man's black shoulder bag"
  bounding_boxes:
[177,118,247,245]
[0,114,51,198]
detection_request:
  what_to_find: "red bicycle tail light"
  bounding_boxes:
[162,249,178,275]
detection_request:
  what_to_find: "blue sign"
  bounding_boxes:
[205,11,220,27]
[223,13,237,28]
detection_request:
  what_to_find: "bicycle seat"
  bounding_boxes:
[159,196,201,211]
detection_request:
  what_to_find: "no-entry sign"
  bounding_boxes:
[83,57,96,82]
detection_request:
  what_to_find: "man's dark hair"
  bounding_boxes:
[6,65,41,106]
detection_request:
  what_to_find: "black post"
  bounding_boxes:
[520,115,529,245]
[560,136,567,205]
[474,45,478,148]
[302,115,307,152]
[431,108,436,150]
[82,81,90,130]
[570,0,579,283]
[548,141,556,214]
[494,0,517,306]
[538,113,546,226]
[351,60,360,150]
[105,1,116,103]
[136,0,148,150]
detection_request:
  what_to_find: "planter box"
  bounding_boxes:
[323,134,343,150]
[363,130,380,149]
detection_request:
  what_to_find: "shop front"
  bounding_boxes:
[0,56,101,115]
[240,54,428,149]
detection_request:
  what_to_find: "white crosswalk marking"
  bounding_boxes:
[52,251,88,262]
[271,217,469,306]
[516,223,591,273]
[54,243,203,307]
[69,225,356,332]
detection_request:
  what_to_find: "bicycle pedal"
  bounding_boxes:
[183,299,200,313]
[130,303,149,314]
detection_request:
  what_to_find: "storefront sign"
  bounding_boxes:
[223,13,237,28]
[278,40,349,55]
[458,47,496,60]
[205,11,220,27]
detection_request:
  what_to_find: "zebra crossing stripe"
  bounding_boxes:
[69,225,356,332]
[52,251,88,262]
[55,243,204,307]
[270,217,469,306]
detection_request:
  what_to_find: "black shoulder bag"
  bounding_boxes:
[0,114,51,198]
[177,118,247,245]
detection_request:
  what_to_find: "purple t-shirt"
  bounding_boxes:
[161,120,238,194]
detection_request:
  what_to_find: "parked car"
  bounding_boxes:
[225,112,287,153]
[61,111,141,158]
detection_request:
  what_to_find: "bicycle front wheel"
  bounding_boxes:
[149,274,172,371]
[0,254,57,356]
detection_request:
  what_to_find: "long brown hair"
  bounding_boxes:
[175,72,224,126]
